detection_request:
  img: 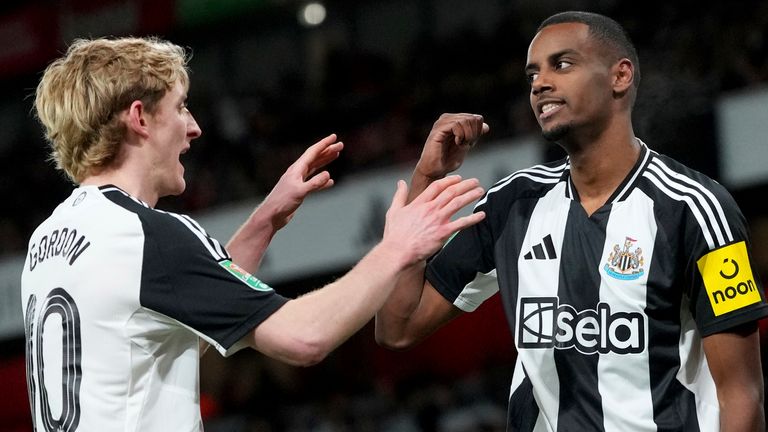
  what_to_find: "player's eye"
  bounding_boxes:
[526,72,539,85]
[555,60,573,70]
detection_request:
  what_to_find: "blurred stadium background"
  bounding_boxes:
[0,0,766,431]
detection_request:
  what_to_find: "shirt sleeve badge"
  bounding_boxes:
[697,241,760,316]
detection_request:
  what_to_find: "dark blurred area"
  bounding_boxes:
[1,0,767,431]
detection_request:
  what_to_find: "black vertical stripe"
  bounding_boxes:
[554,202,608,431]
[533,244,545,259]
[646,211,700,431]
[497,197,543,430]
[508,376,540,432]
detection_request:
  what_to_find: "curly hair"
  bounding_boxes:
[34,37,190,183]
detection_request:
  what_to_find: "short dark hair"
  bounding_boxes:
[538,11,641,90]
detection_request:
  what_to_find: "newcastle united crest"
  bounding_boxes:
[604,236,645,280]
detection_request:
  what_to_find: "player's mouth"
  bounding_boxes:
[538,100,564,121]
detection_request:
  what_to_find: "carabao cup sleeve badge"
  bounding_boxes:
[697,241,760,316]
[219,259,274,292]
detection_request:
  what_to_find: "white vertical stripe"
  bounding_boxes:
[642,172,716,249]
[515,182,571,431]
[598,188,657,431]
[675,297,720,431]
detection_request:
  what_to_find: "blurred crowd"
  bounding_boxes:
[1,1,767,431]
[202,355,510,432]
[1,0,767,257]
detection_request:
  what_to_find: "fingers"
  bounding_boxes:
[306,143,343,177]
[411,177,484,226]
[434,181,485,216]
[312,133,339,149]
[415,175,463,203]
[389,180,408,212]
[445,211,486,233]
[425,177,482,209]
[300,134,343,177]
[302,134,342,164]
[435,113,486,146]
[306,171,334,191]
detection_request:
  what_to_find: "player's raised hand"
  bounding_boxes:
[382,175,486,266]
[415,113,489,180]
[262,134,343,229]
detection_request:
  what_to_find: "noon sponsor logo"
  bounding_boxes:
[698,241,761,316]
[518,297,646,355]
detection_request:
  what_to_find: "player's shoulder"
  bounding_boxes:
[479,158,568,207]
[643,151,737,210]
[100,185,227,258]
[99,186,184,221]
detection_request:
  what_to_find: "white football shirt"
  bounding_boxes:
[21,185,287,431]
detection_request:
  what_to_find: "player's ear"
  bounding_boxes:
[124,100,150,139]
[612,58,634,96]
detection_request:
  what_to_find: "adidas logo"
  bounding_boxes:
[524,234,557,260]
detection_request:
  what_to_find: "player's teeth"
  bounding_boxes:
[543,103,560,113]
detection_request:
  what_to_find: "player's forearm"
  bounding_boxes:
[718,387,765,431]
[409,167,441,202]
[372,170,440,347]
[226,204,280,273]
[374,262,426,347]
[251,241,409,366]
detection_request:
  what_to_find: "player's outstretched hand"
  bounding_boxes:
[416,113,489,180]
[382,175,485,267]
[262,134,343,229]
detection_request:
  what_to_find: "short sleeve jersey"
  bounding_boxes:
[426,142,768,432]
[21,185,288,431]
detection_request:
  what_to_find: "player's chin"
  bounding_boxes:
[175,178,187,196]
[166,177,187,197]
[541,123,572,142]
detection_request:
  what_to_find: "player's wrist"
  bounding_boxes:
[414,164,447,182]
[247,201,284,234]
[372,239,414,272]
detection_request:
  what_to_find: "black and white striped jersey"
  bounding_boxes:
[426,141,768,431]
[21,185,287,431]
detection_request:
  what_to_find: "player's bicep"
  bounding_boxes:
[703,323,761,385]
[702,323,764,422]
[410,279,465,337]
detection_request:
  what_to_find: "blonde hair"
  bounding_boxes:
[34,37,190,183]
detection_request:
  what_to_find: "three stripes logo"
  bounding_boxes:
[523,234,557,260]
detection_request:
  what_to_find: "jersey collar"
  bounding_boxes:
[97,184,151,208]
[563,139,652,204]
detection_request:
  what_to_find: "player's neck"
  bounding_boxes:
[81,167,160,207]
[563,121,639,215]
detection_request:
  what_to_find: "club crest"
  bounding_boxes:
[604,236,645,280]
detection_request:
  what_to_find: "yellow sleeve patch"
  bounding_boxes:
[697,241,760,316]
